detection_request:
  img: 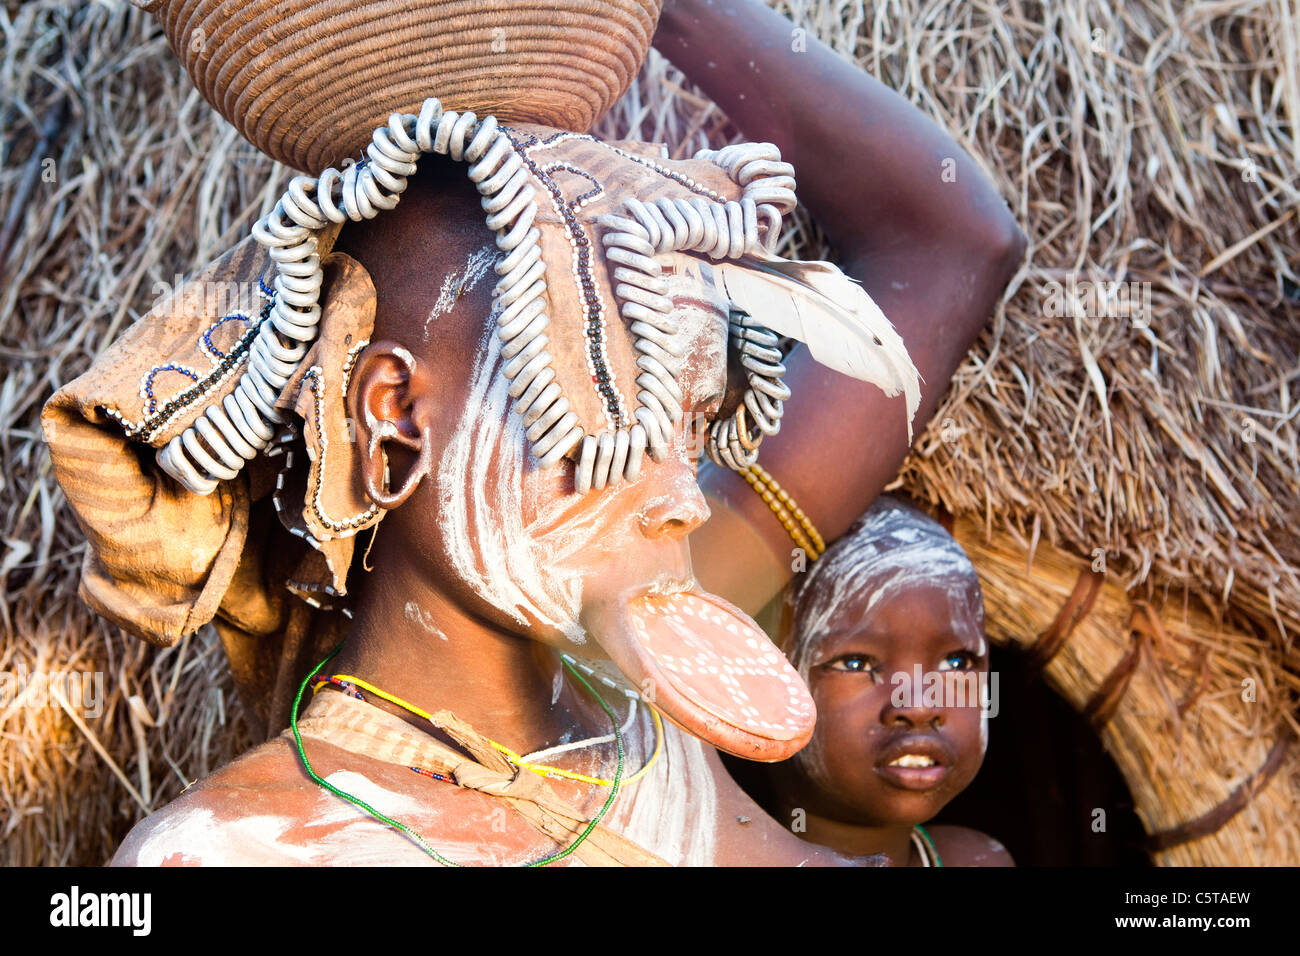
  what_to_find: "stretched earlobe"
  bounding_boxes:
[362,428,433,509]
[351,343,433,511]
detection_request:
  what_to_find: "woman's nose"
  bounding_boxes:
[638,462,711,540]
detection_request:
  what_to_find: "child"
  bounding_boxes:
[762,497,1013,866]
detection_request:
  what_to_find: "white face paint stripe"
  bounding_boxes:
[424,243,496,337]
[436,317,585,640]
[432,261,734,648]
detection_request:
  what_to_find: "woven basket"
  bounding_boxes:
[137,0,662,171]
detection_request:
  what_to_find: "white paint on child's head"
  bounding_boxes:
[424,243,496,337]
[785,497,983,682]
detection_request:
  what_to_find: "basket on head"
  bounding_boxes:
[134,0,663,172]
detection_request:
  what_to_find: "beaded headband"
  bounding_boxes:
[144,98,919,501]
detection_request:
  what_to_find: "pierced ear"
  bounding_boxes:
[350,342,432,510]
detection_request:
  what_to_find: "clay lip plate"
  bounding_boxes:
[584,588,815,762]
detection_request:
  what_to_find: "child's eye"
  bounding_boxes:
[938,651,978,671]
[827,655,881,679]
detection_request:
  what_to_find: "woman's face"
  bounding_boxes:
[428,254,726,644]
[392,245,814,760]
[786,575,989,827]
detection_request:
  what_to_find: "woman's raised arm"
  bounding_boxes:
[655,0,1027,611]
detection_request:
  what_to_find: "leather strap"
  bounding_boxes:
[1145,730,1292,852]
[1026,566,1104,670]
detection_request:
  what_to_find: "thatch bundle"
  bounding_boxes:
[953,517,1298,866]
[1,0,1295,864]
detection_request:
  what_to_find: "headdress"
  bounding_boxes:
[138,105,919,500]
[45,3,920,743]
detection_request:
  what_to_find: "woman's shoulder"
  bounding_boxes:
[110,737,317,866]
[924,824,1015,867]
[109,735,458,866]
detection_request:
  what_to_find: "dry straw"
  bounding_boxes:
[1,0,1296,864]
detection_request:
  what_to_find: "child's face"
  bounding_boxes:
[787,575,988,827]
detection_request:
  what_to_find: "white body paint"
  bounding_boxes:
[129,772,504,866]
[604,713,720,866]
[424,243,496,336]
[404,601,448,640]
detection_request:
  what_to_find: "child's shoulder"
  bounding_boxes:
[924,825,1014,867]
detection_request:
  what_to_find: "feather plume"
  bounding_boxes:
[713,250,922,441]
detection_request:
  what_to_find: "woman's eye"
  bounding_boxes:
[828,655,880,678]
[939,651,978,671]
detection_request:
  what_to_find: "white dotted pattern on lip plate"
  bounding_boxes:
[631,592,813,737]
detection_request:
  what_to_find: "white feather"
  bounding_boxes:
[712,250,922,441]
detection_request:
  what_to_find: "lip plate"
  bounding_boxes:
[593,589,816,762]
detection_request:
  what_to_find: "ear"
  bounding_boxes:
[349,342,433,510]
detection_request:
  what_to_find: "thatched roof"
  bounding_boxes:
[1,0,1296,864]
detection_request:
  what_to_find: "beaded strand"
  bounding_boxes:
[291,644,627,867]
[315,671,663,787]
[739,462,825,560]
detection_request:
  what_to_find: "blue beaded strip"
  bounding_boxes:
[140,363,200,416]
[200,313,252,361]
[125,293,275,440]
